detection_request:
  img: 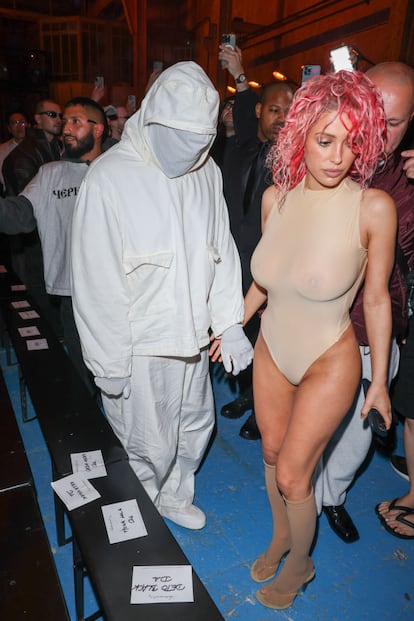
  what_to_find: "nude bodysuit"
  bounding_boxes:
[251,177,368,385]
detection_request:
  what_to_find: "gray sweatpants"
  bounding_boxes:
[314,339,400,513]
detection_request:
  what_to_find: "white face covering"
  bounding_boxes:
[147,124,212,178]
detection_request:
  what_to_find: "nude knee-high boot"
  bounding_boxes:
[256,489,316,609]
[250,463,291,582]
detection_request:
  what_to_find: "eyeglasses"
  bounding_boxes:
[38,111,63,119]
[9,119,27,126]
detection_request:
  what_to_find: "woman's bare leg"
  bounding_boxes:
[255,326,361,607]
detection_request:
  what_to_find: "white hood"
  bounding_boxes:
[121,61,219,177]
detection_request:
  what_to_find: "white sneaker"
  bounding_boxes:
[159,504,206,530]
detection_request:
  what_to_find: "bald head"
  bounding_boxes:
[366,61,414,154]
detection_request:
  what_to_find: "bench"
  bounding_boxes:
[0,264,225,621]
[0,365,32,492]
[0,365,70,621]
[69,459,225,621]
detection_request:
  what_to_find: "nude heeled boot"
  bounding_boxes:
[256,489,316,609]
[250,463,291,582]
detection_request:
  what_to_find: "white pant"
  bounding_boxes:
[314,339,400,513]
[102,349,215,510]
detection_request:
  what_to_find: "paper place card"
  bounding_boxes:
[18,326,40,338]
[51,474,101,511]
[19,310,40,320]
[71,450,107,480]
[11,284,26,291]
[11,300,30,309]
[0,265,7,273]
[102,499,147,544]
[130,565,193,604]
[26,338,48,351]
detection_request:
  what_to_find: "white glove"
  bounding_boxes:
[220,324,253,376]
[94,377,131,399]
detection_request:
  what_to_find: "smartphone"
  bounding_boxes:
[221,33,236,50]
[367,408,388,437]
[361,378,388,437]
[330,46,354,72]
[220,34,236,68]
[127,94,136,112]
[301,64,321,85]
[153,60,163,72]
[94,75,104,89]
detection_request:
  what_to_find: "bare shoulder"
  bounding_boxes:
[360,187,397,244]
[361,187,396,216]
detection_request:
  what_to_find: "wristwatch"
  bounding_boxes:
[235,73,247,84]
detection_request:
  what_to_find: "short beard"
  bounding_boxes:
[64,132,94,159]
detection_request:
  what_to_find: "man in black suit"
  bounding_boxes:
[218,44,294,440]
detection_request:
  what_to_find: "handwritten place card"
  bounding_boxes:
[0,265,7,273]
[130,565,193,604]
[71,450,107,480]
[11,284,26,291]
[26,338,48,351]
[19,310,40,320]
[51,474,101,511]
[18,326,40,338]
[11,300,30,309]
[101,499,147,544]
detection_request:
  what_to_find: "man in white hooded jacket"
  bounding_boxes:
[71,61,252,529]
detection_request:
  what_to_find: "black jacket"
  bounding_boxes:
[221,89,272,293]
[2,128,61,196]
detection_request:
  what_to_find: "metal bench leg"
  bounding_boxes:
[73,537,85,621]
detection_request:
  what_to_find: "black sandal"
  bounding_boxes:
[376,498,414,540]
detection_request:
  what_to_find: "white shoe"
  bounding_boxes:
[159,504,206,529]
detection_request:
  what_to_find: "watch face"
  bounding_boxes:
[236,73,246,83]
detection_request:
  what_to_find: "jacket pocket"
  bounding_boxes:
[123,251,174,317]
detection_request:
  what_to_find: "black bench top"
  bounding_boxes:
[0,485,70,620]
[0,366,32,491]
[68,459,225,621]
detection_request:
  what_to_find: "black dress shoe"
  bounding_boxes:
[221,394,252,419]
[323,505,360,543]
[239,412,261,441]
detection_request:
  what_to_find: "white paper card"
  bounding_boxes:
[51,474,101,511]
[18,326,40,338]
[130,565,193,604]
[11,284,26,291]
[102,499,147,544]
[11,300,30,309]
[19,310,40,320]
[0,265,7,273]
[26,338,48,351]
[71,450,107,479]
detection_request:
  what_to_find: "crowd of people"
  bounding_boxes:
[0,44,413,612]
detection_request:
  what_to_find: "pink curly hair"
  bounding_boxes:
[268,70,386,205]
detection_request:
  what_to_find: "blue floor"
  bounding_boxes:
[2,344,414,621]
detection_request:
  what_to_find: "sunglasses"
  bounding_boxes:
[9,119,27,126]
[38,111,63,119]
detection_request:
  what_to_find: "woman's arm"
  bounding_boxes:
[360,188,397,428]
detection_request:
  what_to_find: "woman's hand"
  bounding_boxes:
[209,333,222,363]
[360,383,392,430]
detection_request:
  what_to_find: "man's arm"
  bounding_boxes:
[218,45,259,145]
[0,195,36,234]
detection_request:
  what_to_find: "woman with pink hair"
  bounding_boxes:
[244,70,397,609]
